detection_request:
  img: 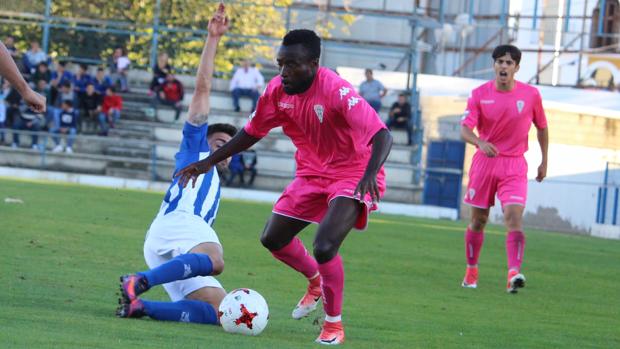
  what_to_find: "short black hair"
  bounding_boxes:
[61,82,71,88]
[207,123,238,139]
[492,45,521,65]
[107,86,116,93]
[79,63,88,70]
[97,67,104,72]
[62,99,73,107]
[282,29,321,60]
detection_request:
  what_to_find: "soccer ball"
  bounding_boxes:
[218,288,269,336]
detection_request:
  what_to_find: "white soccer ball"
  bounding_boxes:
[218,288,269,336]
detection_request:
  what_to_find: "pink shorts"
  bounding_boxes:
[273,176,385,230]
[463,152,528,209]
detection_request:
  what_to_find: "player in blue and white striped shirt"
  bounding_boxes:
[116,3,237,325]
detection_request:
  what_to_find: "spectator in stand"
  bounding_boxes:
[4,36,18,60]
[99,86,123,136]
[55,82,74,109]
[23,41,48,75]
[50,61,74,88]
[229,59,264,112]
[31,62,52,85]
[52,100,78,154]
[150,52,172,95]
[5,82,22,131]
[359,68,386,113]
[93,67,112,96]
[73,64,92,104]
[79,83,102,128]
[12,106,44,150]
[226,153,245,187]
[155,73,184,121]
[242,149,258,187]
[0,80,8,144]
[109,47,131,92]
[386,92,413,146]
[34,79,56,130]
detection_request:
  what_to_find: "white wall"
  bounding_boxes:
[489,143,620,232]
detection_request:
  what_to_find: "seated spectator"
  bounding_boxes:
[23,41,48,75]
[73,64,92,103]
[33,79,57,130]
[242,149,258,187]
[108,47,130,92]
[154,73,184,121]
[31,62,51,86]
[12,107,43,150]
[4,36,19,60]
[98,86,123,136]
[150,52,171,95]
[5,82,22,132]
[50,61,74,88]
[229,60,264,112]
[79,83,102,129]
[93,68,112,96]
[0,80,8,144]
[51,100,78,154]
[386,93,413,145]
[54,82,74,109]
[359,68,386,113]
[226,153,245,187]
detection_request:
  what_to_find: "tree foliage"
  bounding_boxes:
[0,0,354,75]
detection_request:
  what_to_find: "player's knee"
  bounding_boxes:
[260,231,288,251]
[504,214,522,231]
[313,241,337,264]
[209,255,225,276]
[471,215,488,231]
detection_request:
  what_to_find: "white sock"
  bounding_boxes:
[325,315,341,323]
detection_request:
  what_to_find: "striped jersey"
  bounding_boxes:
[156,122,221,226]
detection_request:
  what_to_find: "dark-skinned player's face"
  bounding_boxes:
[276,44,318,95]
[207,131,233,172]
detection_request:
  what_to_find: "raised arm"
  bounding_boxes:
[186,2,228,126]
[0,41,46,113]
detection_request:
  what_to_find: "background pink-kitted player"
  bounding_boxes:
[460,44,549,294]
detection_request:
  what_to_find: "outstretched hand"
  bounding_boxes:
[175,159,214,188]
[354,171,381,204]
[208,2,229,38]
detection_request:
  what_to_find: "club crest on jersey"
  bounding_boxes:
[339,86,350,100]
[347,96,360,110]
[314,104,324,123]
[516,100,525,113]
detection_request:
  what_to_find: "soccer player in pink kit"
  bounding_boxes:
[176,29,392,345]
[460,45,549,293]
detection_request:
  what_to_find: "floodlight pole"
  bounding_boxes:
[150,0,162,71]
[42,0,52,54]
[408,16,423,185]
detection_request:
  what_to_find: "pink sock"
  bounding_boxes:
[271,237,318,279]
[318,254,344,318]
[465,228,484,266]
[506,231,526,271]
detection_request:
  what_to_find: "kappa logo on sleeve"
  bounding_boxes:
[248,110,256,121]
[347,96,360,110]
[461,110,470,121]
[339,86,350,100]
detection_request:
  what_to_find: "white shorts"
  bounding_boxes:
[143,211,223,302]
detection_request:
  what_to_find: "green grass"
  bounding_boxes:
[0,178,619,349]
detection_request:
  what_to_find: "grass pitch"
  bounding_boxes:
[0,178,618,348]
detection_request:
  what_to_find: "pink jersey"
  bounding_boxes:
[244,67,387,180]
[461,80,547,157]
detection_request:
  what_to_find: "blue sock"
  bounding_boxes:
[139,253,213,287]
[142,299,219,325]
